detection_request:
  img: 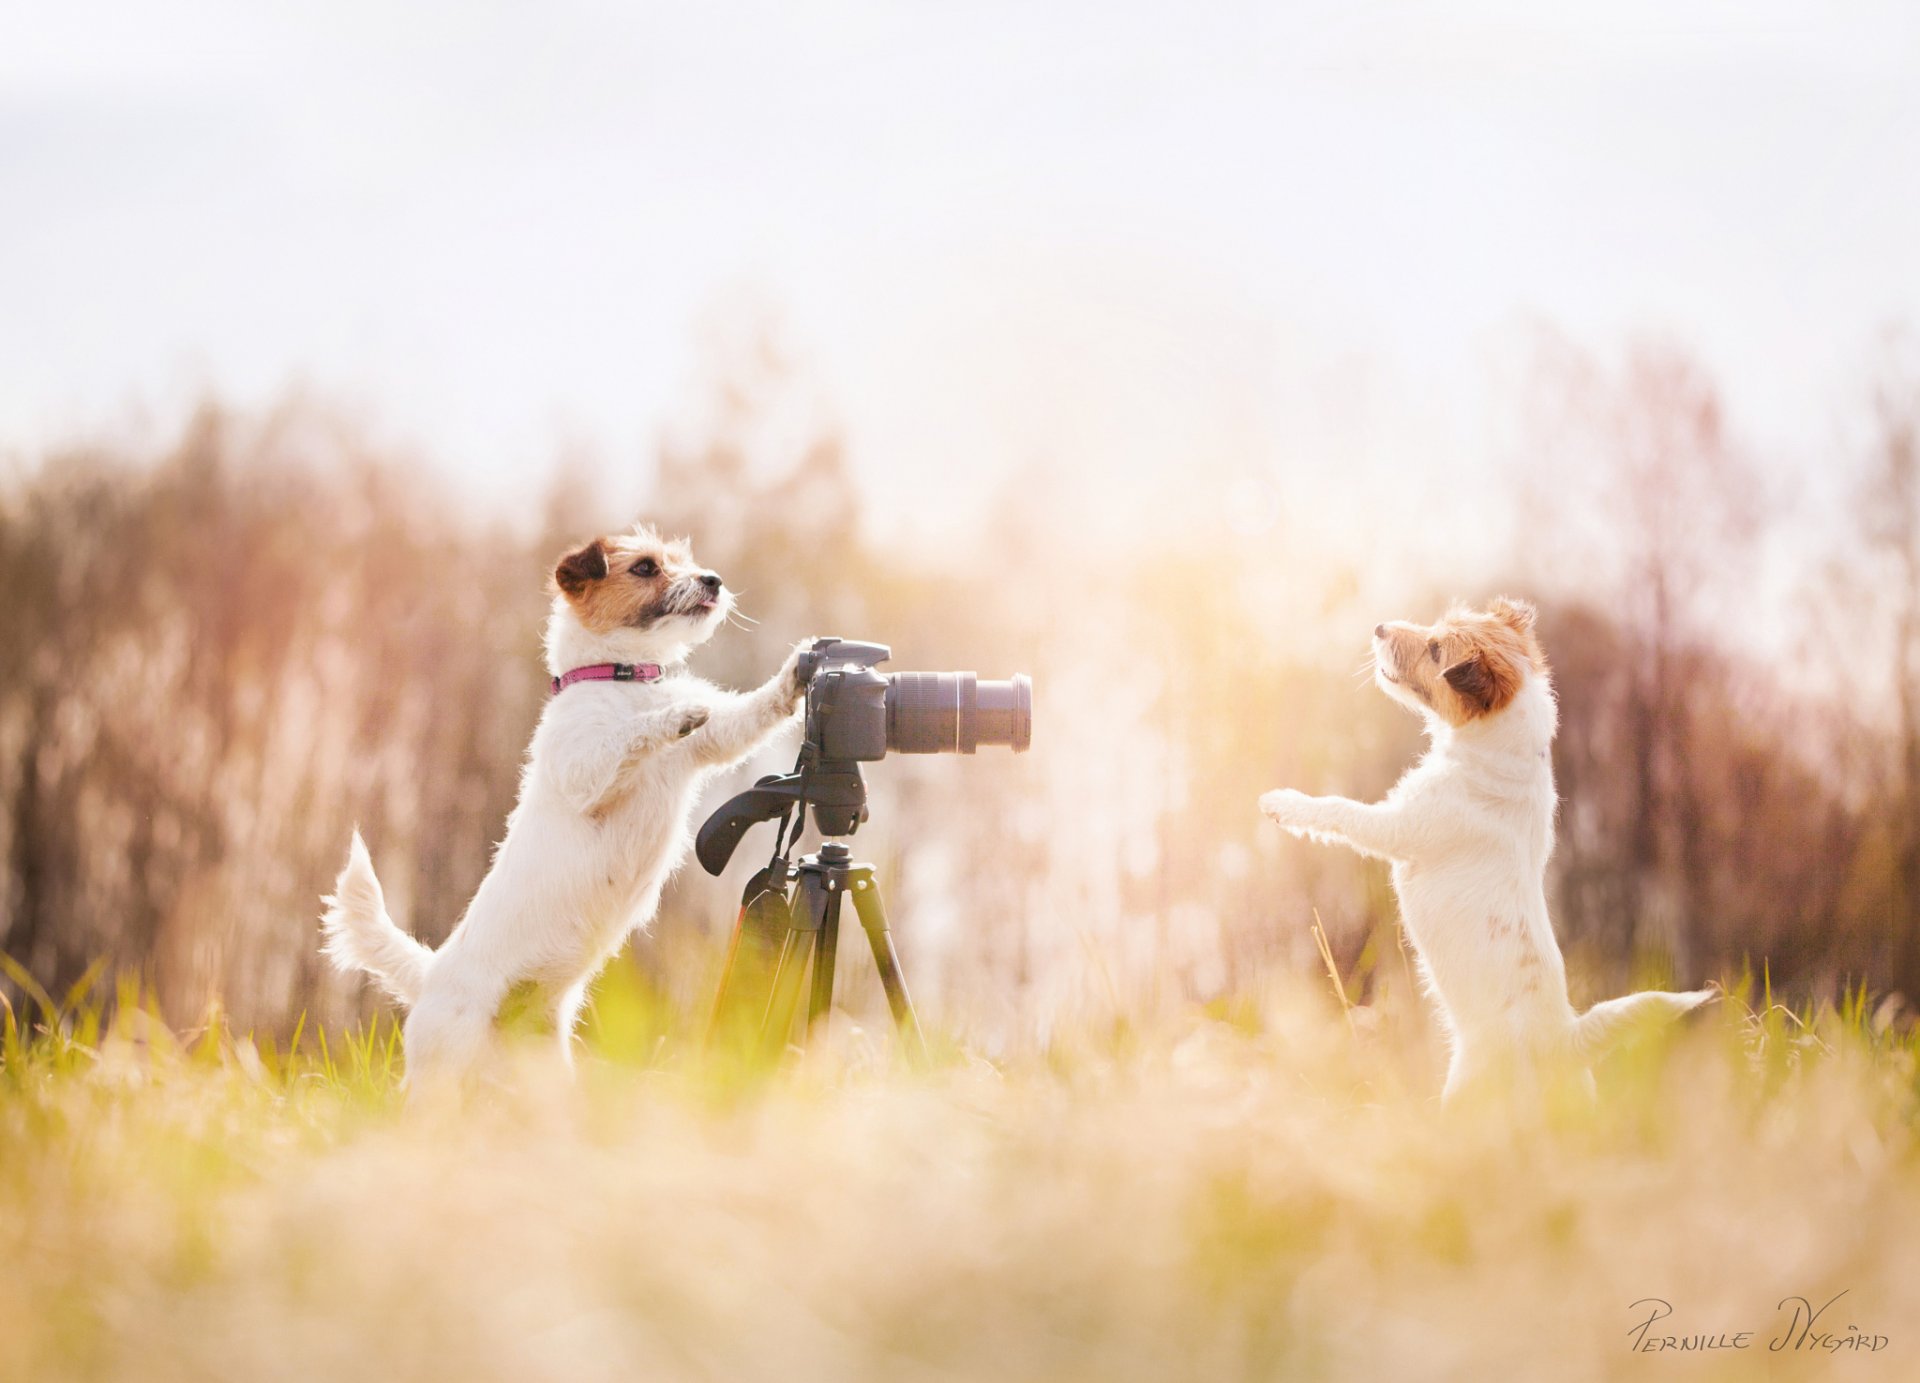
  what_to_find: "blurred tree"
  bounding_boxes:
[1854,345,1920,999]
[1622,349,1765,976]
[0,398,550,1029]
[1518,338,1765,983]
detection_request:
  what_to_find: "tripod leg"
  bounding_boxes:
[847,872,929,1065]
[807,885,842,1034]
[761,872,828,1057]
[709,867,790,1050]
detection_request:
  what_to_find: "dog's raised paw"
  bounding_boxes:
[677,708,711,738]
[1259,788,1305,821]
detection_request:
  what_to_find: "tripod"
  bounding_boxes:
[699,754,928,1063]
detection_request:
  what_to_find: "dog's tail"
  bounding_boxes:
[1572,985,1718,1056]
[319,830,435,1007]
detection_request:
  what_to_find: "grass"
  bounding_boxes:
[2,965,1918,1383]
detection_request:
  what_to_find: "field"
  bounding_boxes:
[1,970,1916,1383]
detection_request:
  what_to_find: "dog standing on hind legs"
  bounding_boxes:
[320,525,813,1097]
[1259,597,1715,1103]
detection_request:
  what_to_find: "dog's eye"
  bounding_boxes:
[1429,640,1442,661]
[633,558,659,578]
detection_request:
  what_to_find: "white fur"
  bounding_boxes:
[321,569,805,1094]
[1260,622,1714,1101]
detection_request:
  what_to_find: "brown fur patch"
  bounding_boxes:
[1516,945,1542,980]
[554,539,609,595]
[1444,654,1510,714]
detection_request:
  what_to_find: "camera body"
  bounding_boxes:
[798,639,894,761]
[799,637,1032,761]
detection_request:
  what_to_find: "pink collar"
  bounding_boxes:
[550,662,664,696]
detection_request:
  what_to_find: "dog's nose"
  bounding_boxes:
[1374,624,1387,639]
[700,572,722,592]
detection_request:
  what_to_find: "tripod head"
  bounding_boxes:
[693,744,869,877]
[696,637,889,877]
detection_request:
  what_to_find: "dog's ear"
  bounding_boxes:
[1488,596,1537,633]
[1445,647,1524,716]
[1444,654,1498,712]
[554,538,609,596]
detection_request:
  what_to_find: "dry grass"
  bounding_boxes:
[2,972,1917,1383]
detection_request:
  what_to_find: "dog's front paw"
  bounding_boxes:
[782,640,818,708]
[1260,788,1310,826]
[677,707,711,738]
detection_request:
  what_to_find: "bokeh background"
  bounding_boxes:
[3,2,1917,1049]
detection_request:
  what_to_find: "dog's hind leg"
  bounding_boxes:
[403,973,510,1102]
[1440,1042,1477,1105]
[550,981,591,1071]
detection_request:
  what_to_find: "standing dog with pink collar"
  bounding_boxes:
[322,524,810,1093]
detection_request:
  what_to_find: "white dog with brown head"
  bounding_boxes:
[321,524,810,1094]
[1261,597,1714,1101]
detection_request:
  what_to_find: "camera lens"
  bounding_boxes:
[885,672,1032,754]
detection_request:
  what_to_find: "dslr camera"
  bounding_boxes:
[695,636,1031,869]
[795,637,1032,761]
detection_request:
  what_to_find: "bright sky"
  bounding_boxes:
[3,1,1916,555]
